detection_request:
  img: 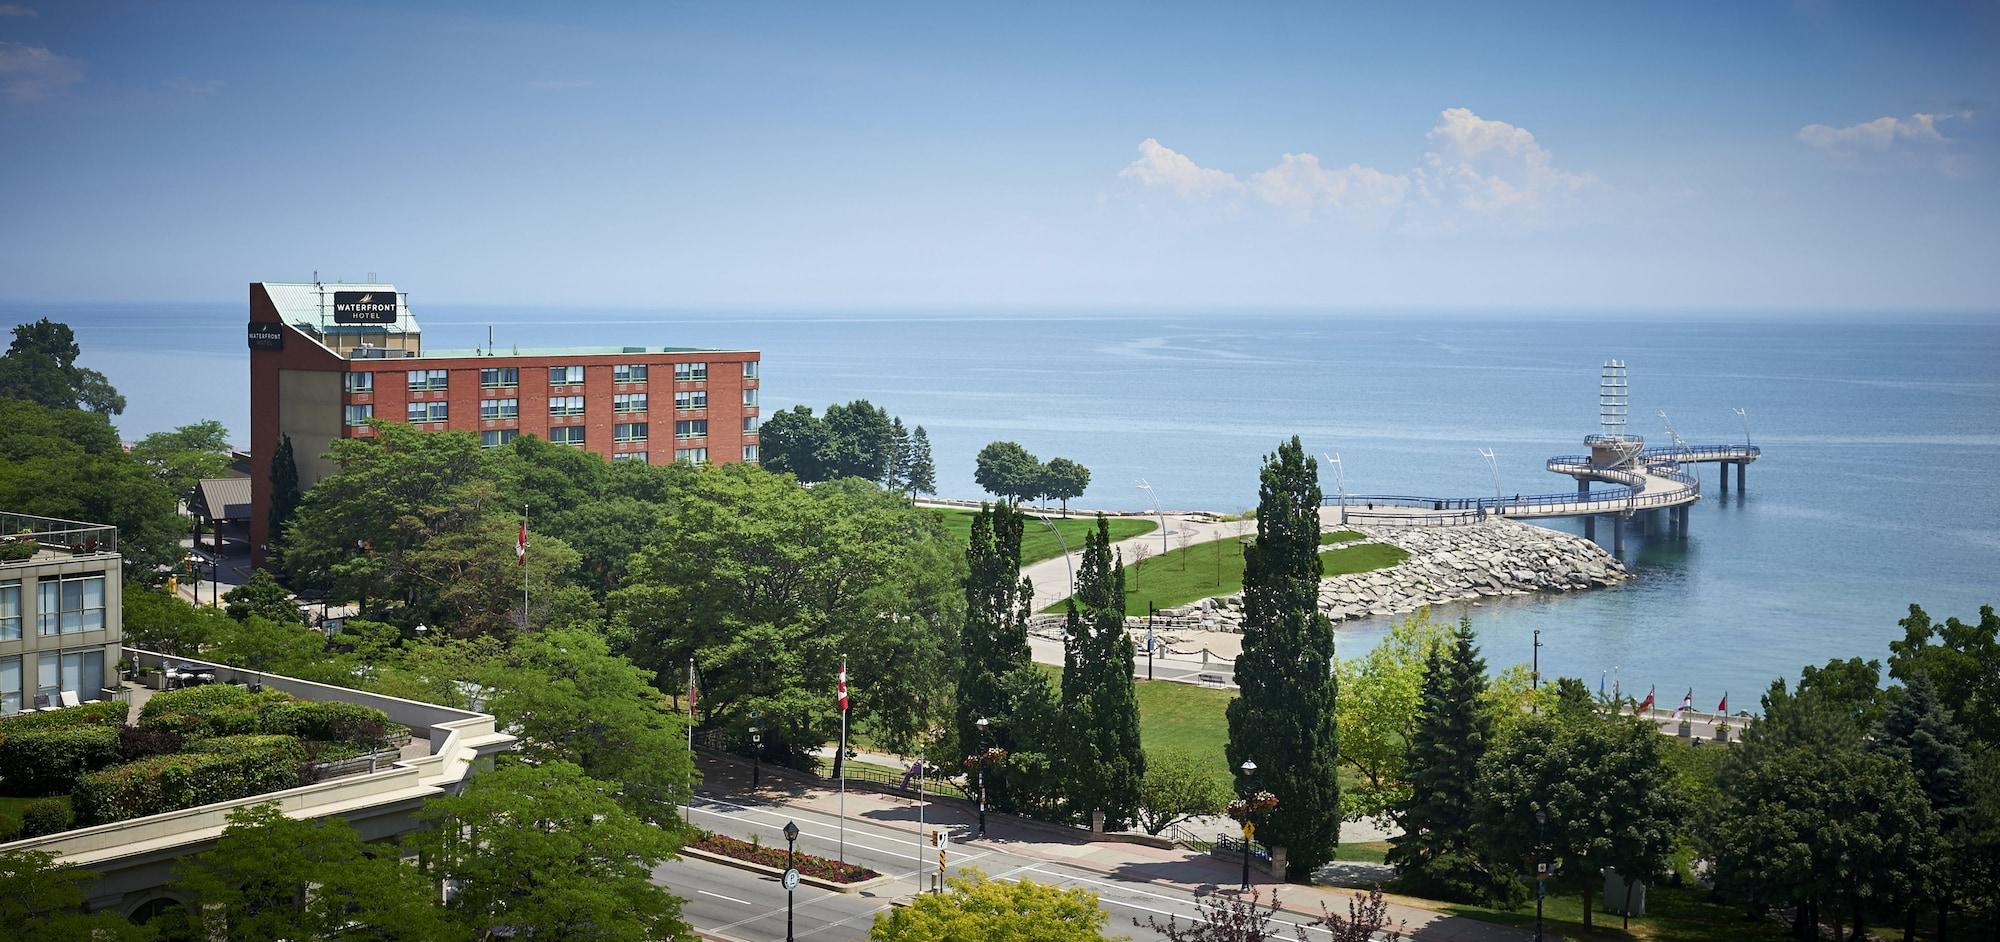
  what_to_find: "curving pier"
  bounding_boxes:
[1323,361,1761,552]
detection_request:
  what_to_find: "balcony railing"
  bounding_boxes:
[0,512,117,559]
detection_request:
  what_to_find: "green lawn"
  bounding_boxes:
[0,795,37,840]
[931,509,1157,567]
[1082,537,1409,615]
[1334,840,1390,863]
[1438,882,1790,942]
[1320,530,1365,545]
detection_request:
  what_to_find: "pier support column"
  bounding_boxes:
[1719,462,1730,496]
[1667,506,1680,540]
[1578,478,1590,497]
[1584,516,1597,541]
[1737,462,1746,493]
[1680,504,1691,540]
[1613,515,1625,554]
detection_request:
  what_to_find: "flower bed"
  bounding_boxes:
[691,832,880,884]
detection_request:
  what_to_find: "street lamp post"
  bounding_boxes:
[1322,452,1347,525]
[1478,448,1502,514]
[1534,810,1547,942]
[974,717,990,836]
[1137,480,1170,557]
[783,820,800,942]
[1732,407,1751,448]
[1237,759,1257,891]
[750,723,763,790]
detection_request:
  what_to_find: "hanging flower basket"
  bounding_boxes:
[1226,790,1279,822]
[961,746,1009,771]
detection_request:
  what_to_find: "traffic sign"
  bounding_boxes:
[781,868,801,891]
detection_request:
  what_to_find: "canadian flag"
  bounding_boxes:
[1716,692,1729,713]
[1637,686,1655,715]
[837,660,849,713]
[516,520,528,566]
[1673,688,1694,721]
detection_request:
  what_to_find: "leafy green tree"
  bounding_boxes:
[1890,604,2000,747]
[481,629,695,824]
[759,404,832,483]
[1334,608,1454,824]
[401,508,582,637]
[223,568,305,624]
[955,501,1042,812]
[267,433,301,559]
[123,583,231,655]
[1041,457,1091,517]
[1138,748,1231,835]
[410,761,687,942]
[907,425,937,496]
[869,870,1108,942]
[0,399,181,577]
[1386,619,1493,902]
[0,849,154,941]
[1474,706,1684,926]
[1060,515,1144,828]
[206,614,335,678]
[974,441,1044,504]
[612,468,961,762]
[1226,437,1341,879]
[0,318,125,414]
[1952,747,2000,940]
[162,803,456,942]
[1798,655,1887,730]
[824,399,897,481]
[130,420,233,502]
[885,417,912,490]
[1872,674,1973,939]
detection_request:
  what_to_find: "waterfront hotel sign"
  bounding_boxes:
[332,291,397,325]
[247,322,285,350]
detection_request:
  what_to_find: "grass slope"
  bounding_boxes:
[930,509,1157,567]
[1081,537,1408,615]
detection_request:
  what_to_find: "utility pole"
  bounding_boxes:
[1137,479,1170,557]
[1531,629,1541,713]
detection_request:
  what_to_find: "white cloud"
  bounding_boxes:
[1118,138,1244,198]
[0,42,81,102]
[0,5,36,16]
[1798,112,1966,151]
[1119,108,1592,228]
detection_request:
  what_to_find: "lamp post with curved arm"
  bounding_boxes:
[1237,759,1257,891]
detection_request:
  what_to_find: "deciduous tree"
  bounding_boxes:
[1890,604,2000,748]
[1041,457,1091,517]
[757,404,831,483]
[0,399,181,578]
[223,568,305,625]
[0,849,154,942]
[870,870,1107,942]
[1138,748,1231,835]
[1060,515,1144,828]
[1226,437,1341,879]
[974,440,1043,504]
[1334,607,1453,825]
[0,318,125,414]
[131,420,233,502]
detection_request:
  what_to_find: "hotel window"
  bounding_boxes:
[344,371,374,393]
[408,369,449,391]
[742,387,759,407]
[37,575,104,636]
[743,415,759,435]
[0,655,18,715]
[550,395,585,417]
[674,390,707,411]
[614,423,648,444]
[613,393,648,414]
[481,367,519,388]
[37,648,103,707]
[743,444,760,462]
[612,452,647,463]
[344,404,374,426]
[406,401,448,423]
[0,582,18,641]
[673,361,708,382]
[549,426,586,447]
[550,365,585,386]
[614,364,648,384]
[675,419,707,439]
[481,429,519,449]
[674,447,708,465]
[480,398,519,420]
[743,361,759,379]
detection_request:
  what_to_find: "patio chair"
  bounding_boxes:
[58,690,81,708]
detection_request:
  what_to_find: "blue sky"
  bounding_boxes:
[1,1,1994,312]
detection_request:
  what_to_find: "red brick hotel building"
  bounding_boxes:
[247,281,760,565]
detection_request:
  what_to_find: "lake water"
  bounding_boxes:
[14,301,1999,704]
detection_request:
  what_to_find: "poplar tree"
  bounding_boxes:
[1226,436,1341,878]
[907,426,937,496]
[1061,515,1145,828]
[1386,619,1492,901]
[958,502,1039,812]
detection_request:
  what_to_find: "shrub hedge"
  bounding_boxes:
[136,682,258,720]
[0,699,129,740]
[20,796,75,838]
[137,686,391,746]
[72,734,307,825]
[0,725,123,796]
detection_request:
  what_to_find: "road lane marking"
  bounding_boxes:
[697,889,753,906]
[1015,865,1339,939]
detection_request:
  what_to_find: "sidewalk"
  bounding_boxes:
[712,754,1521,941]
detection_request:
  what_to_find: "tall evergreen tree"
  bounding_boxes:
[1872,674,1972,938]
[1386,619,1492,901]
[1061,515,1145,828]
[885,417,912,491]
[267,433,301,559]
[907,426,937,496]
[1226,436,1341,878]
[957,502,1038,812]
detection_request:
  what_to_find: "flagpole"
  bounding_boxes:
[521,504,529,628]
[687,657,696,825]
[838,655,848,865]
